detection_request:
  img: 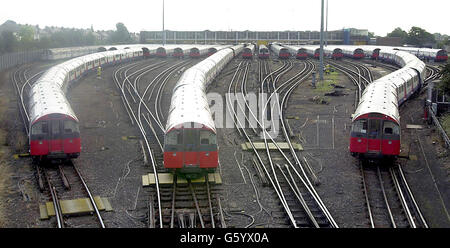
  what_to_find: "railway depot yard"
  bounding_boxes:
[0,46,449,229]
[0,1,450,235]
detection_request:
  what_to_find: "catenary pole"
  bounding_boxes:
[319,0,324,81]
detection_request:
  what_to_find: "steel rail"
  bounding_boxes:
[73,163,106,228]
[377,166,397,228]
[360,162,375,228]
[226,61,298,227]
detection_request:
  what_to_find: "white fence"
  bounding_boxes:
[0,50,44,71]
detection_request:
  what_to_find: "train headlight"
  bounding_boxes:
[206,152,209,156]
[388,141,392,144]
[69,139,73,143]
[39,141,43,145]
[172,153,176,156]
[357,139,362,143]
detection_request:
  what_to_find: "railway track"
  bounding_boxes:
[10,63,105,228]
[360,161,428,228]
[226,57,338,228]
[332,58,429,228]
[38,161,106,228]
[113,57,226,228]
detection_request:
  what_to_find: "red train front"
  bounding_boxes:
[30,114,81,161]
[242,46,254,59]
[296,48,308,59]
[350,113,400,158]
[164,123,218,179]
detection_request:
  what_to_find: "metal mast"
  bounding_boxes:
[319,0,324,81]
[163,0,166,45]
[325,0,328,46]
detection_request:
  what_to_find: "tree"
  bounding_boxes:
[109,22,133,44]
[438,63,450,96]
[18,25,34,42]
[387,27,408,43]
[406,26,436,47]
[0,31,18,53]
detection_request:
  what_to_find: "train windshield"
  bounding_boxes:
[352,118,400,139]
[437,50,448,56]
[64,120,79,133]
[165,130,182,145]
[352,119,368,136]
[200,130,216,145]
[31,121,49,136]
[382,121,400,139]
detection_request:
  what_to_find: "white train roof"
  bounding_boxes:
[29,46,144,125]
[165,45,244,132]
[354,80,400,122]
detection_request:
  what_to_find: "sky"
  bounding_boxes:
[1,0,449,36]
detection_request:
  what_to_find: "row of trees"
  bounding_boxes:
[387,26,437,47]
[0,22,135,55]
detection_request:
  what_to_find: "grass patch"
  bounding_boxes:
[439,113,450,137]
[314,71,340,94]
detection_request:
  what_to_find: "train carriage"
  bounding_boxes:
[164,45,244,179]
[29,47,146,161]
[349,50,426,159]
[258,44,269,59]
[271,43,290,59]
[242,44,255,59]
[283,45,308,59]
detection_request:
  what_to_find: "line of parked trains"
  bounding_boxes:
[28,41,447,178]
[268,44,447,62]
[43,44,235,60]
[30,44,236,163]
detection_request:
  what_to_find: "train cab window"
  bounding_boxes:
[166,130,182,145]
[383,121,400,138]
[352,119,368,134]
[199,130,216,145]
[368,119,382,139]
[64,120,79,133]
[31,121,48,135]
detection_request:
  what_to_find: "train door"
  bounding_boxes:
[183,129,199,166]
[49,119,63,153]
[367,118,382,153]
[381,120,400,155]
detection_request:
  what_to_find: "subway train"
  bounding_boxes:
[284,45,308,59]
[270,43,291,59]
[29,46,154,162]
[349,49,426,159]
[258,44,270,59]
[242,44,255,59]
[164,45,244,179]
[324,46,344,59]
